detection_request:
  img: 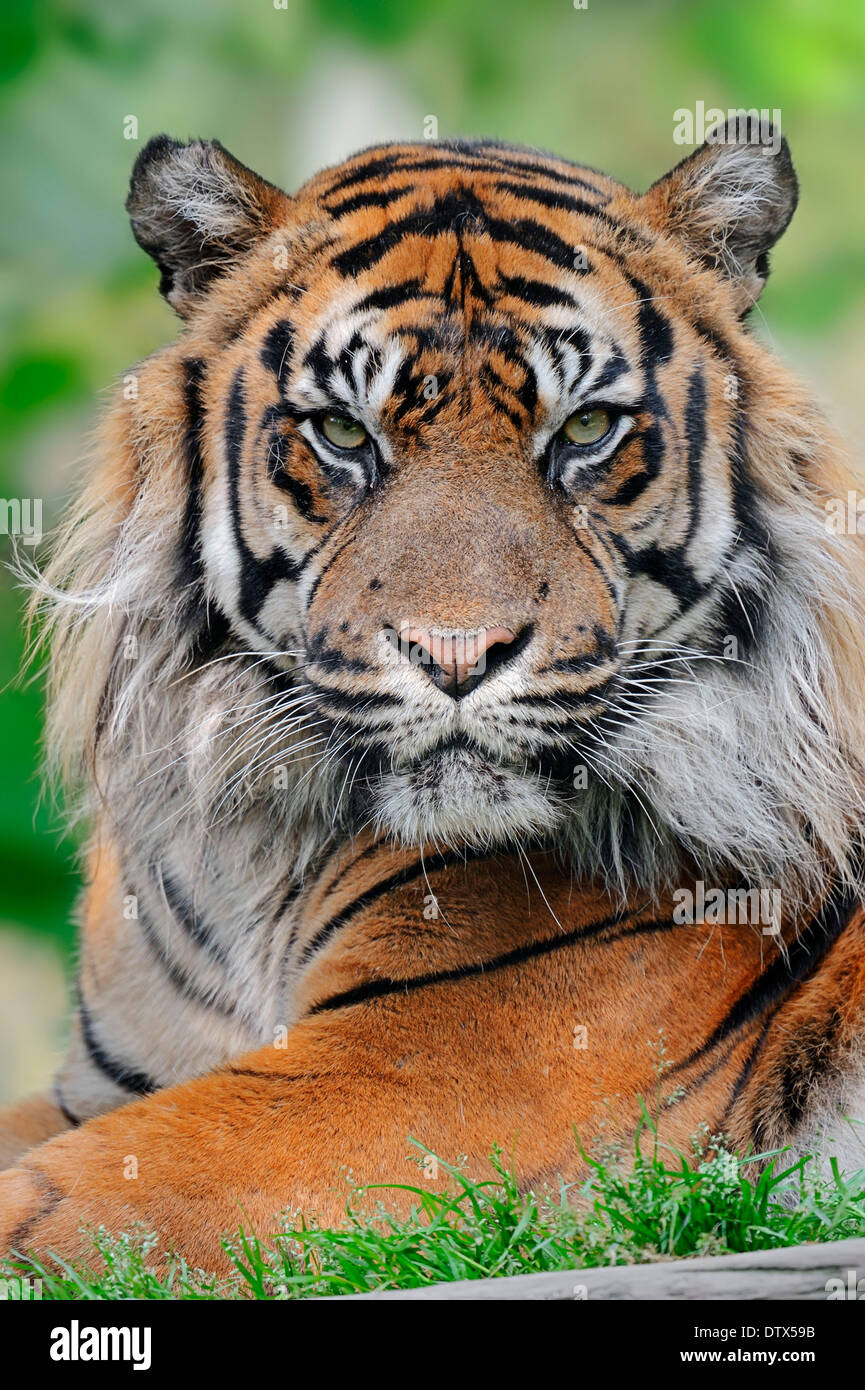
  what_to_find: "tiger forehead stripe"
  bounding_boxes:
[329,190,597,279]
[318,142,612,200]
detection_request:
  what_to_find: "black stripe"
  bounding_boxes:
[323,839,389,899]
[494,179,653,249]
[226,368,301,627]
[304,530,361,609]
[495,179,606,217]
[272,878,304,927]
[352,279,433,314]
[475,355,536,419]
[620,538,707,608]
[264,422,327,523]
[603,282,710,611]
[570,530,619,603]
[466,142,608,194]
[178,358,207,594]
[608,364,706,546]
[780,1004,842,1130]
[651,318,761,657]
[260,320,295,391]
[308,903,662,1015]
[226,1068,320,1083]
[710,375,776,660]
[156,865,229,965]
[488,164,607,200]
[541,623,616,675]
[496,274,580,310]
[331,195,490,278]
[322,146,608,199]
[77,995,158,1096]
[177,358,230,655]
[324,152,404,196]
[515,679,617,715]
[331,190,586,279]
[484,211,590,273]
[631,277,674,364]
[307,627,373,675]
[672,881,861,1075]
[715,1012,777,1136]
[477,364,525,432]
[326,184,415,218]
[274,467,325,524]
[53,1081,80,1128]
[605,465,651,508]
[308,680,397,715]
[298,848,497,966]
[679,366,707,548]
[270,840,343,972]
[7,1168,67,1254]
[302,334,338,393]
[590,347,630,395]
[136,899,237,1018]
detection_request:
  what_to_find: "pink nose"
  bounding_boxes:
[399,625,517,695]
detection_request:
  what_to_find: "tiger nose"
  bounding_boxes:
[398,625,517,698]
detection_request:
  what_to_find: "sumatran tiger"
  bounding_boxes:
[2,118,865,1274]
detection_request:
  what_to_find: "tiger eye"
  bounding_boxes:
[561,408,611,446]
[321,413,368,449]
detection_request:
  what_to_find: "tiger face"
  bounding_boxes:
[87,122,862,890]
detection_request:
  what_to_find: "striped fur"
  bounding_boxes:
[3,121,865,1267]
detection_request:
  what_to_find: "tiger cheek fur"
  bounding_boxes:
[3,120,865,1268]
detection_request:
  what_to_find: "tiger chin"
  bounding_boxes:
[364,735,565,850]
[3,119,865,1275]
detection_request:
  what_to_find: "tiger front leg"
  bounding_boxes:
[0,1029,453,1275]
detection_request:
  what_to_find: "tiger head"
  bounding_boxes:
[42,122,865,901]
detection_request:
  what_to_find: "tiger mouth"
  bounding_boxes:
[396,732,576,783]
[347,729,577,800]
[407,732,493,766]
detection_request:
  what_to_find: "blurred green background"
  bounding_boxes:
[1,0,864,1096]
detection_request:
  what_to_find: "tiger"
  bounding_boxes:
[2,117,865,1275]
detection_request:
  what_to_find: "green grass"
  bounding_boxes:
[5,1115,865,1300]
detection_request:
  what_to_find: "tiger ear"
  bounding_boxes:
[126,136,290,316]
[638,118,798,312]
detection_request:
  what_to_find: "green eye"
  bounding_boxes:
[561,408,612,447]
[320,413,368,449]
